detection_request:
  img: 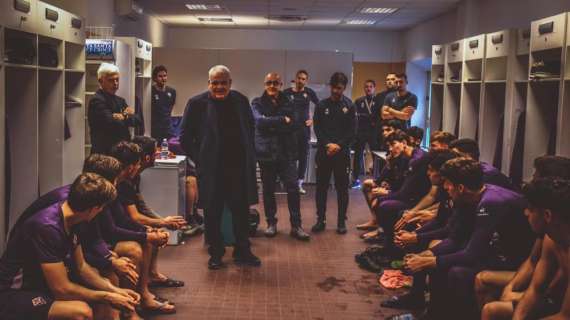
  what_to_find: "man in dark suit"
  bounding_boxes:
[88,63,139,154]
[180,65,260,270]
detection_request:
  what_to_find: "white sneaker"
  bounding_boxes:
[298,180,307,195]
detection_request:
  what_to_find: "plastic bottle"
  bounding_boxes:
[161,138,169,160]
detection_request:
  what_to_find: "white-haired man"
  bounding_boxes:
[180,65,261,270]
[88,63,139,154]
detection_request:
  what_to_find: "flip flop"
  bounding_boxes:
[149,277,185,288]
[141,301,177,315]
[154,296,175,305]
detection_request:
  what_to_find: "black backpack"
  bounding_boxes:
[5,34,36,65]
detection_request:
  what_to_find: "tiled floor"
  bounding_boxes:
[150,186,410,320]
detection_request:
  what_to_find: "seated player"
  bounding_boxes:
[0,173,139,320]
[405,126,424,148]
[449,138,513,189]
[429,130,456,151]
[372,131,431,255]
[109,142,180,315]
[112,141,185,282]
[475,155,570,319]
[383,151,461,310]
[393,150,458,232]
[359,136,409,230]
[394,150,458,248]
[400,158,534,320]
[509,178,570,320]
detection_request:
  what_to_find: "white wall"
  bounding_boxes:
[406,60,430,133]
[405,0,570,62]
[167,27,405,63]
[84,0,168,47]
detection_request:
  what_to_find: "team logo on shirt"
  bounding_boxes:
[477,208,489,217]
[324,108,330,115]
[32,296,47,307]
[303,93,308,98]
[167,92,172,97]
[342,107,348,114]
[154,94,159,100]
[290,95,294,100]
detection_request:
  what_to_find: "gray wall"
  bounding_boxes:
[167,27,405,63]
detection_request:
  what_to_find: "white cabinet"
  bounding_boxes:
[37,1,64,39]
[66,13,84,45]
[486,30,511,59]
[447,40,464,63]
[530,13,567,52]
[0,0,38,33]
[432,45,445,65]
[465,34,485,61]
[517,28,531,56]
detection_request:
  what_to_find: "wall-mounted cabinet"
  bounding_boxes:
[37,1,64,39]
[0,0,39,34]
[517,28,531,56]
[530,13,566,52]
[115,37,153,136]
[432,45,445,65]
[0,3,87,243]
[443,84,461,135]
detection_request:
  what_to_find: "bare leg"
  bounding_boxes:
[474,271,515,310]
[48,300,94,320]
[186,176,198,220]
[92,271,121,320]
[481,301,514,320]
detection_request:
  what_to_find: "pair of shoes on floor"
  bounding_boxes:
[356,220,378,231]
[208,251,262,270]
[311,220,347,234]
[181,224,204,237]
[264,224,310,241]
[381,292,425,310]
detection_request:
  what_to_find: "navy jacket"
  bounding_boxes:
[88,89,139,154]
[180,91,258,207]
[313,95,356,155]
[252,92,299,161]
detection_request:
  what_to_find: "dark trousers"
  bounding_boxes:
[204,180,251,258]
[296,127,310,180]
[427,266,480,320]
[315,149,350,223]
[259,159,302,227]
[352,132,376,180]
[376,199,411,252]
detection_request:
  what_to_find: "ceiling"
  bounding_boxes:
[137,0,461,31]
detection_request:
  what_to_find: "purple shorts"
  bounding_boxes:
[0,289,54,320]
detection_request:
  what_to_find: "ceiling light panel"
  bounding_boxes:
[186,4,223,11]
[360,7,398,14]
[344,19,376,25]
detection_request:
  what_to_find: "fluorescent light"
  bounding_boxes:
[360,7,399,14]
[185,4,223,11]
[345,19,376,25]
[198,17,233,23]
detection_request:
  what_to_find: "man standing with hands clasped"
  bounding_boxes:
[252,73,310,241]
[312,72,356,235]
[88,63,140,154]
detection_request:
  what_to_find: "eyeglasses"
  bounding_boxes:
[265,80,282,86]
[209,80,229,86]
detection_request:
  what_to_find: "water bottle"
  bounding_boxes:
[160,138,169,160]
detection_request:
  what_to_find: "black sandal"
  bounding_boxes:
[149,277,185,288]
